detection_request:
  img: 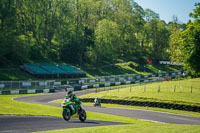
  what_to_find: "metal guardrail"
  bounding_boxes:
[66,71,186,91]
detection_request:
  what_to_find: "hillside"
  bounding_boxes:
[0,62,182,80]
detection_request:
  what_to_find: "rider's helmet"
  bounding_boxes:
[67,91,73,98]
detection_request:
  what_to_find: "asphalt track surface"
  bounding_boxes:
[2,89,200,132]
[14,90,200,125]
[0,115,126,133]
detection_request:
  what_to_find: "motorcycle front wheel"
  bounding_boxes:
[62,108,71,121]
[79,109,86,122]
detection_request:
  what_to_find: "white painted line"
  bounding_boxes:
[48,99,63,103]
[12,93,54,101]
[139,119,166,124]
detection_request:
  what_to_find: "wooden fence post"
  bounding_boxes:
[158,85,160,92]
[174,85,176,92]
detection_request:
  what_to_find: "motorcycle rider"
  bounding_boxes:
[94,97,101,107]
[94,97,100,104]
[65,91,81,108]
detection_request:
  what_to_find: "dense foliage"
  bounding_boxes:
[0,0,199,76]
[169,3,200,76]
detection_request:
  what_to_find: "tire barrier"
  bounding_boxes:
[80,98,200,112]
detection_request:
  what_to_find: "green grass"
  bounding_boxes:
[1,94,200,133]
[80,78,200,106]
[0,69,37,80]
[34,124,200,133]
[85,62,181,77]
[0,69,84,81]
[0,62,181,80]
[0,94,61,117]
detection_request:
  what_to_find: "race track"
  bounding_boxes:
[1,89,200,133]
[14,90,200,125]
[0,115,126,133]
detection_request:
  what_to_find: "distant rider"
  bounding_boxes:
[94,97,100,104]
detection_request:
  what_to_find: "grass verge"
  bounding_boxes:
[86,62,181,77]
[80,78,200,107]
[34,124,200,133]
[1,94,200,133]
[0,94,61,117]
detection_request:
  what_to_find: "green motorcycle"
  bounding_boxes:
[61,98,86,122]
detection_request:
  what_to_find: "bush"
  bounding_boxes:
[128,62,138,69]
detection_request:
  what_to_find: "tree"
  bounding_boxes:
[0,0,174,68]
[144,19,170,59]
[144,8,159,22]
[168,16,184,62]
[169,24,183,62]
[87,19,122,65]
[179,3,200,76]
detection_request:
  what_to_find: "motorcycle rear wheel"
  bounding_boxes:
[62,108,71,121]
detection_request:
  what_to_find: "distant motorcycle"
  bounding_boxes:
[61,98,86,122]
[93,97,101,107]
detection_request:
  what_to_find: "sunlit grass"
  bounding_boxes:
[0,94,61,117]
[1,94,200,133]
[34,124,200,133]
[80,78,200,106]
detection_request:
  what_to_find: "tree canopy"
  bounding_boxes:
[0,0,199,77]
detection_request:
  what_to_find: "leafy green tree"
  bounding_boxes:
[87,19,122,65]
[0,0,175,68]
[179,3,200,76]
[168,16,184,63]
[169,25,183,62]
[144,8,160,22]
[144,19,170,59]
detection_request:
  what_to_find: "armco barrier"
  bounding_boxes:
[99,83,105,87]
[28,90,36,94]
[74,85,82,91]
[80,98,200,112]
[0,88,55,95]
[11,90,19,94]
[19,89,28,94]
[67,71,185,88]
[1,90,10,95]
[111,82,115,86]
[72,71,185,91]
